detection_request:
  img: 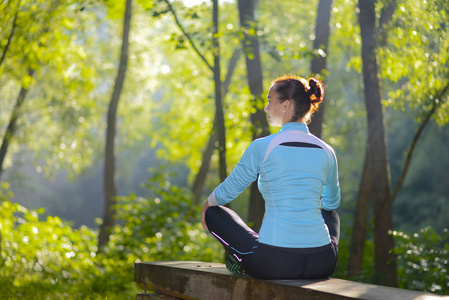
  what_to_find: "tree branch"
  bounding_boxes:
[222,48,240,96]
[391,81,449,202]
[0,0,22,68]
[0,68,35,179]
[378,0,396,46]
[162,0,213,72]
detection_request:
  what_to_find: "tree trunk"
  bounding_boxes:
[308,0,333,138]
[347,147,372,278]
[98,0,132,249]
[212,0,227,182]
[358,0,396,286]
[192,133,216,204]
[192,49,240,204]
[348,0,398,281]
[237,0,270,232]
[0,69,35,180]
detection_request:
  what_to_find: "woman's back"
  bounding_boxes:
[256,122,340,247]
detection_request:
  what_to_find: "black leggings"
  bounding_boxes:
[205,206,340,280]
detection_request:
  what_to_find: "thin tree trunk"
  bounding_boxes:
[358,0,396,286]
[347,147,372,278]
[391,82,449,202]
[237,0,270,232]
[212,0,227,182]
[192,133,216,204]
[164,1,238,194]
[308,0,333,138]
[0,69,35,180]
[0,0,21,68]
[98,0,132,249]
[192,49,240,204]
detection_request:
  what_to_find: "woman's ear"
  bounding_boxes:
[283,100,292,112]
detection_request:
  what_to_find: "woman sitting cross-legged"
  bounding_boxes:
[201,75,341,280]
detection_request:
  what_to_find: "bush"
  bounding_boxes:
[0,178,223,299]
[112,175,223,264]
[393,227,449,295]
[0,189,101,298]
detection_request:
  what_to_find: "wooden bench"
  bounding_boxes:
[134,261,449,300]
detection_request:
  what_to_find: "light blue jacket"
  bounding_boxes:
[208,122,341,248]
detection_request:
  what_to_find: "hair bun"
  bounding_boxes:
[307,78,323,103]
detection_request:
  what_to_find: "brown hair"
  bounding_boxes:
[271,75,324,123]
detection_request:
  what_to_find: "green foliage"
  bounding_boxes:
[336,220,449,296]
[393,227,449,295]
[113,167,223,263]
[138,0,254,182]
[0,177,223,299]
[0,197,103,299]
[0,182,14,202]
[0,0,106,177]
[381,0,449,125]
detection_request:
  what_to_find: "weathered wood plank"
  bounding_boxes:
[136,293,180,300]
[134,261,448,300]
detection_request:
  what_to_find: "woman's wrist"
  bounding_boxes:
[207,189,218,206]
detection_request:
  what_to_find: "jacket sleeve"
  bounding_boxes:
[321,146,341,211]
[208,140,263,206]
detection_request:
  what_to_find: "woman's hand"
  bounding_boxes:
[201,199,210,231]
